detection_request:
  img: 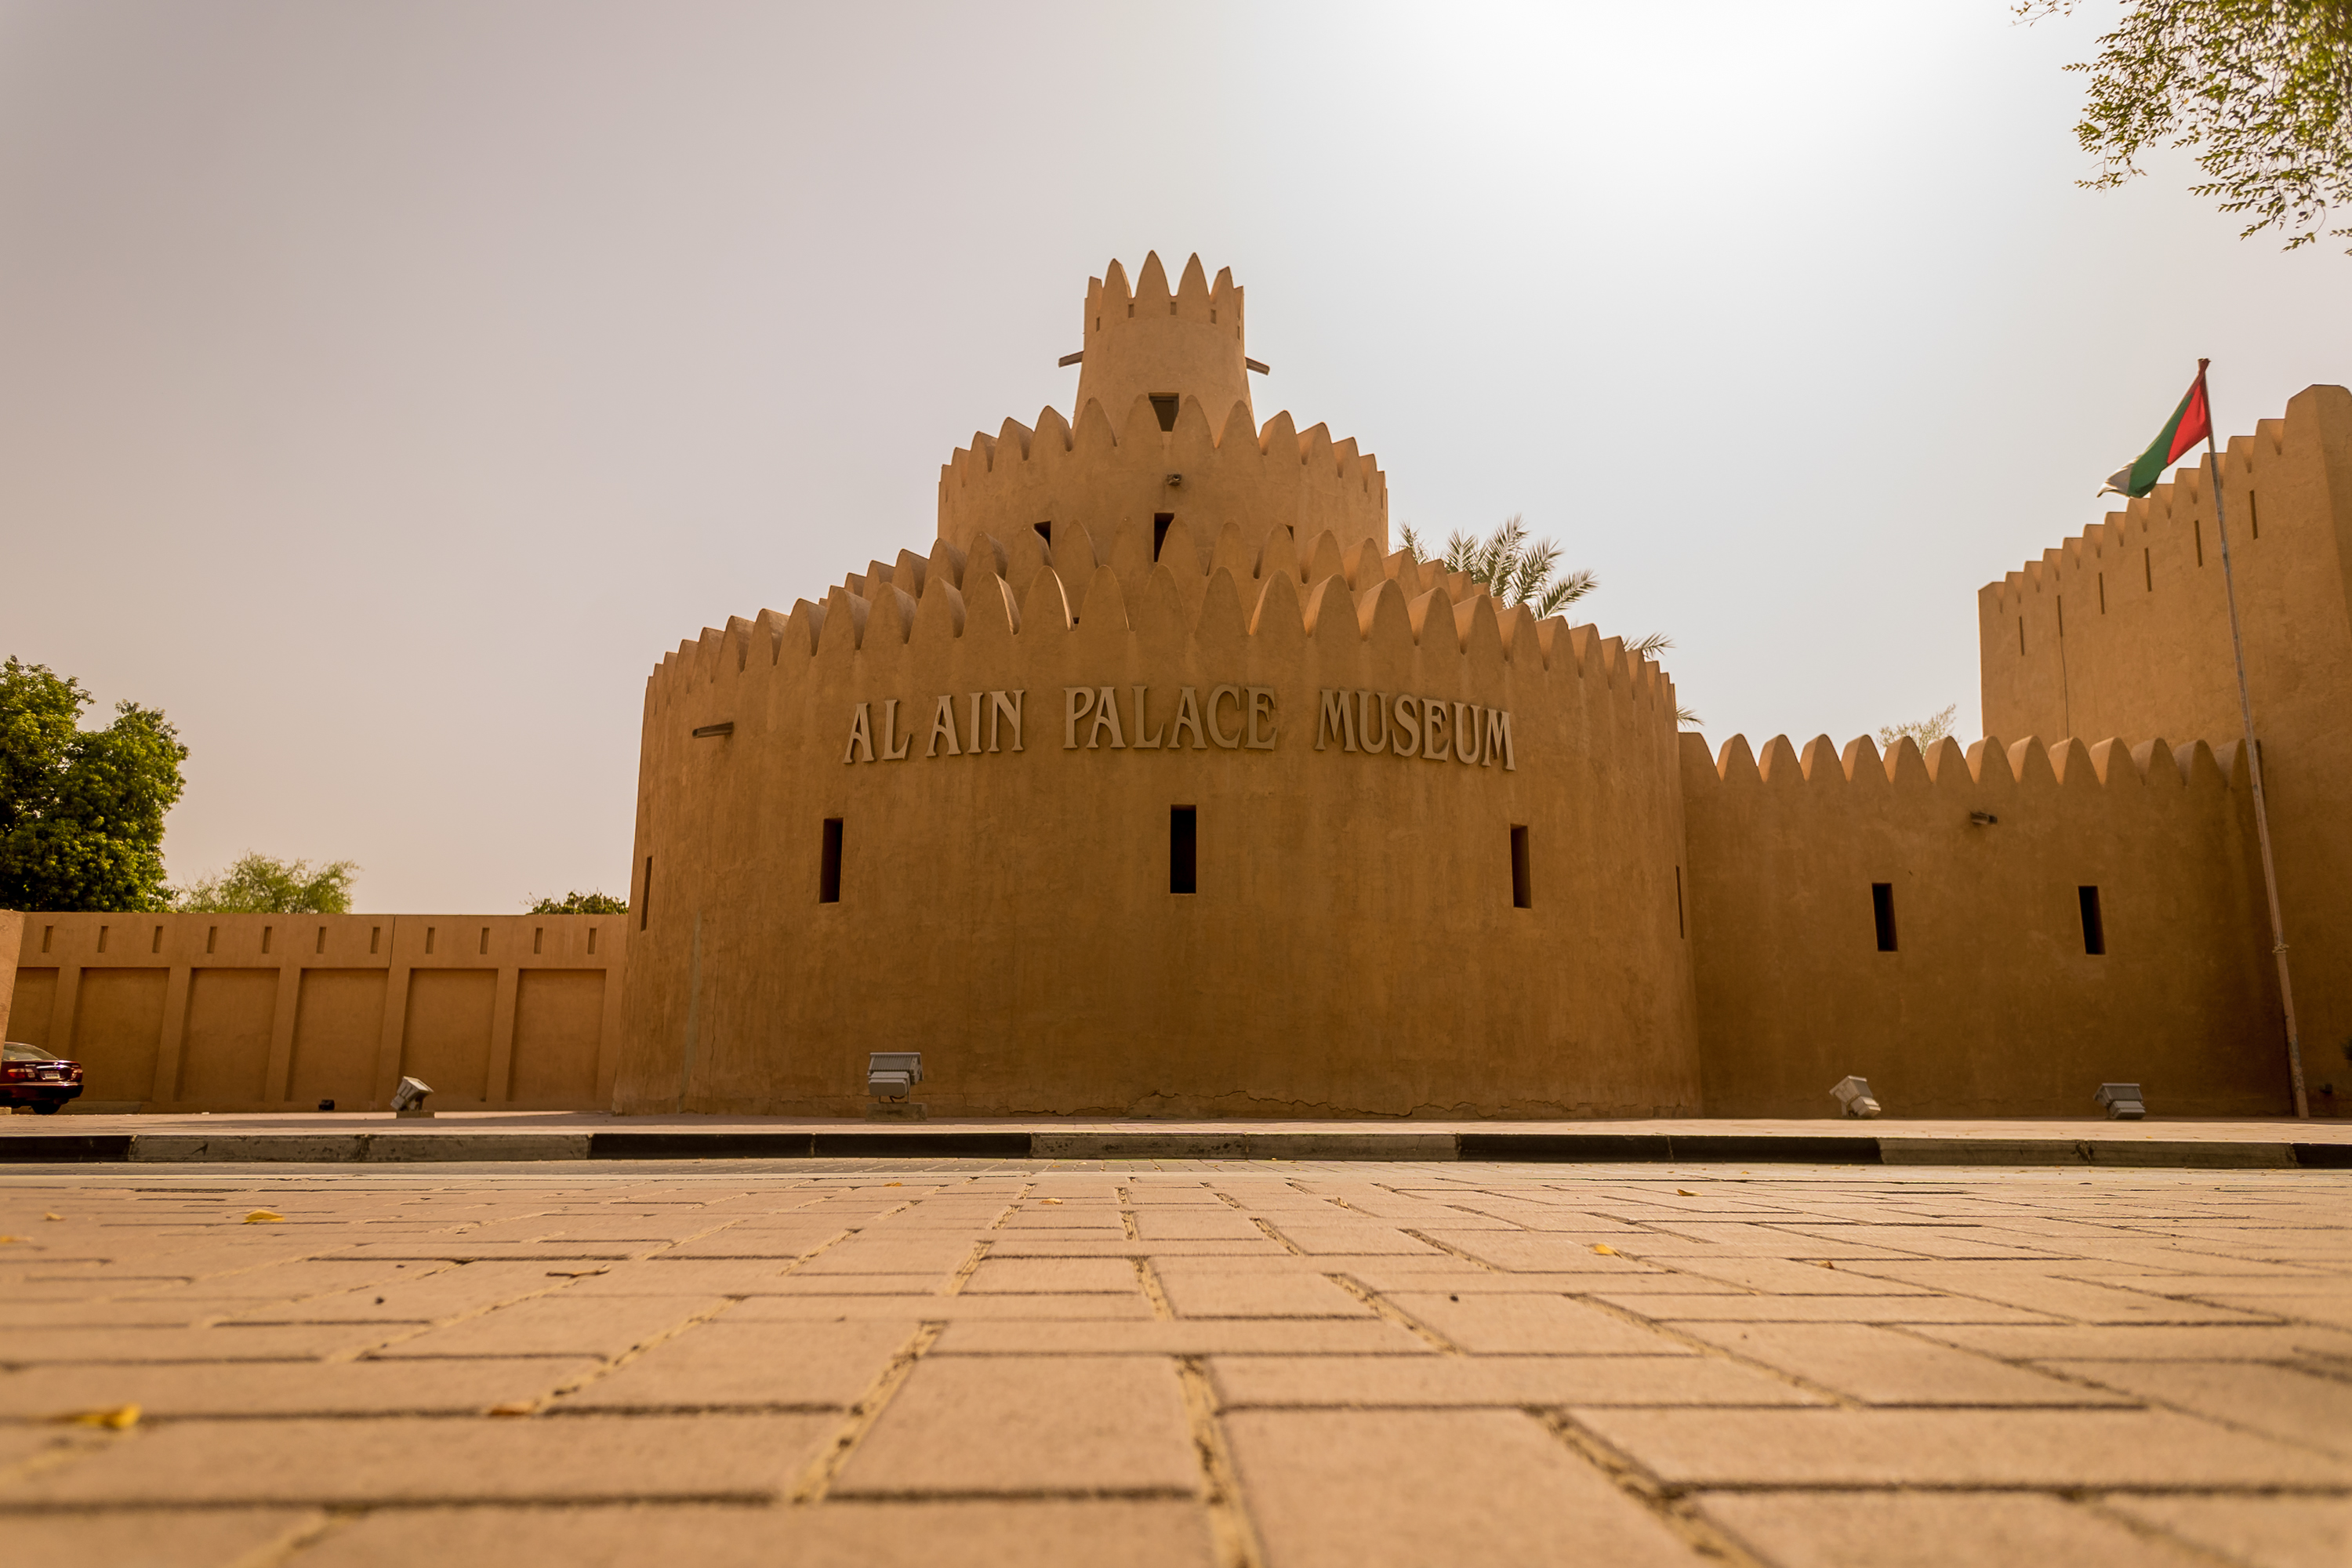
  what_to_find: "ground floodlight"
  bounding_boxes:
[868,1052,923,1099]
[2095,1082,2145,1120]
[390,1076,435,1118]
[1830,1076,1882,1119]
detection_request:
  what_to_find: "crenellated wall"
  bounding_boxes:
[937,252,1385,572]
[1683,729,2286,1117]
[615,510,1700,1119]
[1980,383,2352,1091]
[1,913,624,1111]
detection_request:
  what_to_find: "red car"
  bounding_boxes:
[2,1043,84,1114]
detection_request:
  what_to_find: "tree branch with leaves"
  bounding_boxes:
[1396,517,1697,727]
[2020,1,2352,252]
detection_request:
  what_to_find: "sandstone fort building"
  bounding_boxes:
[4,256,2345,1120]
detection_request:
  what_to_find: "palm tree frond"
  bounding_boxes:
[1625,631,1673,660]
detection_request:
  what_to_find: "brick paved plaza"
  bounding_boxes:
[2,1158,2347,1566]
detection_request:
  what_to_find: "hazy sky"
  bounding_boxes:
[2,2,2346,912]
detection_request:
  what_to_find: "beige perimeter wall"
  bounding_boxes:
[0,913,624,1112]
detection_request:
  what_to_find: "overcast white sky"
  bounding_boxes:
[2,2,2346,911]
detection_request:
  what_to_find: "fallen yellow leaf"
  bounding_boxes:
[56,1404,140,1430]
[884,1182,902,1189]
[1591,1243,1618,1256]
[1675,1190,1695,1197]
[1816,1261,1837,1270]
[1039,1198,1062,1205]
[243,1210,285,1224]
[44,1212,64,1221]
[486,1400,535,1417]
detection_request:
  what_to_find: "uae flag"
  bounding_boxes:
[2100,370,2212,499]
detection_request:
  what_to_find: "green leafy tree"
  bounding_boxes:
[0,658,188,912]
[526,891,628,915]
[1876,704,1959,751]
[169,854,358,914]
[2020,1,2352,251]
[1397,518,1698,726]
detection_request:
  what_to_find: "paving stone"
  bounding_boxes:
[2046,1359,2352,1455]
[9,1414,839,1504]
[1658,1257,1937,1294]
[1842,1262,2277,1323]
[930,1320,1431,1356]
[1574,1406,2352,1487]
[962,1257,1139,1294]
[561,1259,800,1294]
[370,1293,727,1359]
[1152,1264,1371,1319]
[0,1357,604,1417]
[793,1241,980,1274]
[284,1500,1218,1568]
[1226,1408,1704,1567]
[1339,1266,1686,1293]
[1675,1323,2132,1405]
[985,1236,1287,1259]
[2,1507,324,1568]
[224,1261,567,1323]
[766,1272,963,1294]
[1134,1210,1279,1241]
[1258,1225,1444,1257]
[1383,1293,1693,1356]
[0,1323,397,1363]
[1697,1491,2216,1568]
[1408,1231,1674,1273]
[1597,1293,2056,1324]
[557,1319,913,1410]
[833,1355,1196,1495]
[656,1232,848,1259]
[1209,1353,1823,1409]
[1908,1323,2352,1361]
[2106,1496,2352,1568]
[727,1294,1156,1322]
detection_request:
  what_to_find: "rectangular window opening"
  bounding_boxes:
[533,927,543,956]
[1509,826,1533,909]
[2249,492,2259,539]
[1871,883,1898,953]
[42,924,53,953]
[478,927,488,955]
[1675,866,1686,938]
[2195,519,2205,566]
[586,927,597,955]
[2098,572,2106,613]
[641,857,652,929]
[2144,547,2152,591]
[151,925,163,954]
[315,927,326,955]
[204,926,215,955]
[260,925,273,955]
[1169,807,1197,895]
[1149,394,1178,432]
[820,818,844,903]
[1153,513,1174,561]
[1033,521,1051,544]
[2056,595,2065,636]
[96,924,108,954]
[425,927,436,956]
[2017,616,2025,655]
[2078,885,2106,955]
[370,926,380,955]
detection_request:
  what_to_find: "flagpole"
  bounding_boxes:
[2198,358,2308,1118]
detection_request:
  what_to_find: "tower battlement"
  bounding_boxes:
[1075,252,1251,425]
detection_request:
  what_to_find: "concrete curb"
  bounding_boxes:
[0,1128,2345,1167]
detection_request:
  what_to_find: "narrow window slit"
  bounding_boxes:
[820,818,844,903]
[1170,807,1197,895]
[1509,826,1532,909]
[1871,884,1898,953]
[2079,886,2106,955]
